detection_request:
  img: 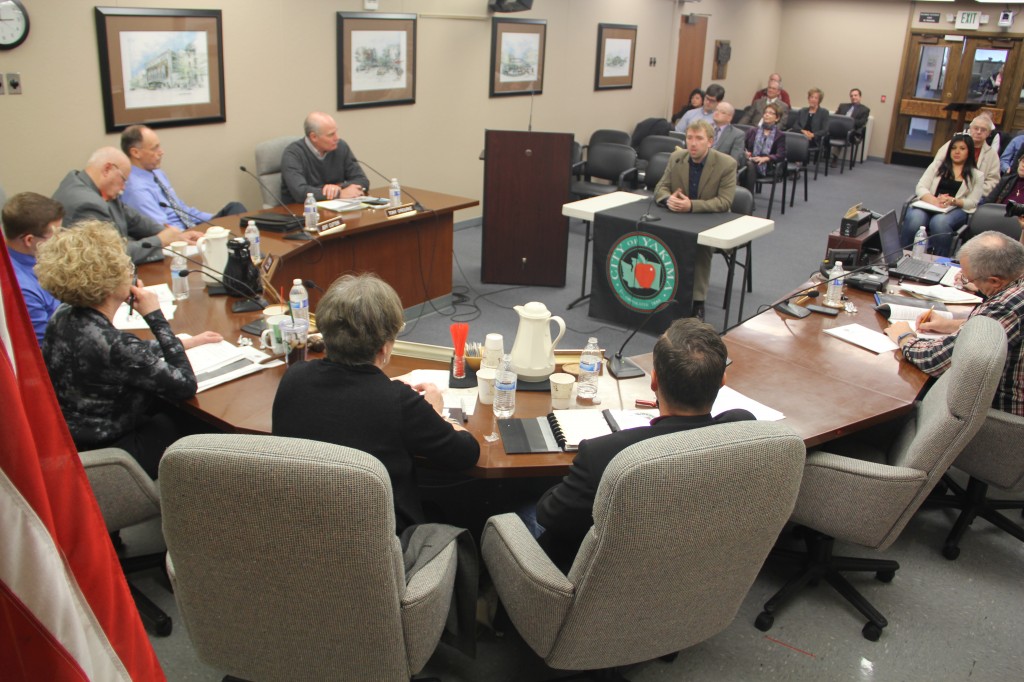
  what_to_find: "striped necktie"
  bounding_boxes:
[153,173,195,228]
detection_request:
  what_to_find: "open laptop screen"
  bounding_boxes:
[875,210,904,267]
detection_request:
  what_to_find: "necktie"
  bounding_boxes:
[153,174,195,228]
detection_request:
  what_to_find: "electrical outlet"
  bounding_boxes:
[7,73,21,94]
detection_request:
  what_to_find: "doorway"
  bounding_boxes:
[672,14,707,120]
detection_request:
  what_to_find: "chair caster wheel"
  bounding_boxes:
[862,622,883,641]
[153,616,173,637]
[875,569,896,583]
[754,611,774,632]
[942,544,961,561]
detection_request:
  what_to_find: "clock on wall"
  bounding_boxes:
[0,0,30,51]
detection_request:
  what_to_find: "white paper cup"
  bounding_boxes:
[482,333,504,369]
[263,304,288,319]
[477,367,496,405]
[550,372,575,410]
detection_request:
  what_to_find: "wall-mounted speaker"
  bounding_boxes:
[489,0,534,13]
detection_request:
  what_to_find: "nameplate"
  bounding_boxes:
[386,204,417,219]
[317,217,346,235]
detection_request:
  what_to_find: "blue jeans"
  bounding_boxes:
[900,205,968,257]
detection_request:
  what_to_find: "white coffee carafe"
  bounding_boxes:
[509,301,566,381]
[196,226,231,284]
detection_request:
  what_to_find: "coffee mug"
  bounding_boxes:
[279,319,309,366]
[550,372,575,410]
[260,315,289,355]
[476,367,496,405]
[263,304,288,319]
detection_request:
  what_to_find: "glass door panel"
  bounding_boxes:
[915,46,949,100]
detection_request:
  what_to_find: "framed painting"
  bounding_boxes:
[490,18,546,97]
[94,7,225,133]
[337,12,416,109]
[595,23,637,91]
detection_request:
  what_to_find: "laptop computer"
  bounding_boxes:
[875,210,950,285]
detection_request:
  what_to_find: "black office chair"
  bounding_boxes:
[827,117,857,174]
[639,151,672,193]
[783,132,811,207]
[751,158,786,220]
[952,202,1023,255]
[668,130,686,143]
[583,129,631,160]
[635,135,682,184]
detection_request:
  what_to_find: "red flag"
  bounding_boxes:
[0,247,165,681]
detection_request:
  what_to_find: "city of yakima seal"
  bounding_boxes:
[607,233,677,312]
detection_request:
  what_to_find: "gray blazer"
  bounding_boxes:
[714,124,746,167]
[653,148,737,213]
[52,170,164,264]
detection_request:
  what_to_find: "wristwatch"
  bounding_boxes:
[896,331,917,347]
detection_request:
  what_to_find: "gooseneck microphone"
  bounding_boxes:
[773,288,820,318]
[637,191,662,223]
[606,299,679,379]
[238,166,310,241]
[354,157,427,211]
[165,248,269,313]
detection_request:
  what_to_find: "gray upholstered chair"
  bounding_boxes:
[928,408,1024,559]
[756,316,1007,641]
[482,422,806,676]
[253,135,300,208]
[160,434,457,682]
[79,447,170,636]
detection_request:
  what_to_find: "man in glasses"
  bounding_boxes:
[675,83,725,133]
[52,147,202,264]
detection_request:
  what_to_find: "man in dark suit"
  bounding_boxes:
[653,119,737,320]
[835,88,870,142]
[534,318,755,570]
[712,101,746,168]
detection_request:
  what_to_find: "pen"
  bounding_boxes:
[920,306,934,325]
[127,272,138,317]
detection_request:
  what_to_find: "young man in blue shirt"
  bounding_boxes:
[3,192,63,343]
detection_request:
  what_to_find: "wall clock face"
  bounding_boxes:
[0,0,30,50]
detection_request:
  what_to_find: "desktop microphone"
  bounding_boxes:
[176,269,268,313]
[637,191,662,223]
[165,248,269,310]
[238,166,308,239]
[606,298,680,379]
[772,288,820,318]
[354,157,427,211]
[302,279,326,294]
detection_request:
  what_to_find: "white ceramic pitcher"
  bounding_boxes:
[196,226,231,284]
[509,301,566,381]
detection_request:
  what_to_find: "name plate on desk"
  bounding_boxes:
[386,204,417,219]
[317,217,346,236]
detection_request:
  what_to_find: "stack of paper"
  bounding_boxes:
[113,284,176,330]
[183,339,281,393]
[900,282,982,305]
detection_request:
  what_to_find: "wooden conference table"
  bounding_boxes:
[210,187,478,311]
[145,250,932,478]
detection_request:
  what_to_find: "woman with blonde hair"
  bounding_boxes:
[37,220,221,477]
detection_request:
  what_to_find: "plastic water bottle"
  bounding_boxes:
[493,354,517,419]
[304,193,318,232]
[578,337,601,400]
[170,251,189,301]
[912,225,928,258]
[244,219,261,262]
[389,178,402,207]
[825,261,845,307]
[289,278,309,323]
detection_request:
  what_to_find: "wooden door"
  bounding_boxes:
[672,15,707,117]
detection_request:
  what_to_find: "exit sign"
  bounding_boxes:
[956,10,980,30]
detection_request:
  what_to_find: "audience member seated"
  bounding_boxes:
[835,88,870,143]
[531,318,755,570]
[787,87,829,148]
[654,120,737,321]
[675,83,724,133]
[751,72,791,107]
[933,114,1000,196]
[120,125,246,229]
[281,111,370,203]
[902,133,984,257]
[742,102,787,196]
[3,193,63,344]
[740,79,790,126]
[52,147,202,264]
[271,273,480,535]
[36,221,222,478]
[711,101,746,167]
[885,231,1023,417]
[987,155,1024,207]
[999,132,1024,174]
[671,88,704,126]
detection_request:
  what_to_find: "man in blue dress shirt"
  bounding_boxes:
[120,125,246,229]
[3,192,63,343]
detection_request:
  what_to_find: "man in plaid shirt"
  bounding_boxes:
[885,231,1024,417]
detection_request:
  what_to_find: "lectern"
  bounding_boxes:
[482,130,573,286]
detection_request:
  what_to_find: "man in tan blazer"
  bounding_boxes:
[654,119,737,320]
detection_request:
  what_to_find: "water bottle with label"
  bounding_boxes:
[304,193,319,233]
[170,251,189,301]
[389,178,402,207]
[244,219,261,263]
[824,261,845,307]
[289,278,309,323]
[493,353,517,419]
[577,337,601,400]
[912,225,928,258]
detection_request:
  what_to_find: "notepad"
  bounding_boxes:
[499,409,658,454]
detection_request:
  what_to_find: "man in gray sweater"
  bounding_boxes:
[280,111,370,203]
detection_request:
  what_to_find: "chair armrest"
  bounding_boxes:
[481,513,574,658]
[80,447,161,531]
[401,541,457,674]
[571,160,587,174]
[620,166,640,189]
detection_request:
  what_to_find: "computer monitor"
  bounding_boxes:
[875,210,905,267]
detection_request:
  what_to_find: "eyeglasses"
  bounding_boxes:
[110,164,129,183]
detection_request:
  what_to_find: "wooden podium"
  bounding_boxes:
[481,130,573,285]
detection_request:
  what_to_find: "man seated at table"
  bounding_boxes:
[120,125,246,229]
[885,231,1023,417]
[654,119,737,321]
[52,147,203,264]
[3,192,63,343]
[281,111,370,203]
[675,83,724,133]
[532,318,755,570]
